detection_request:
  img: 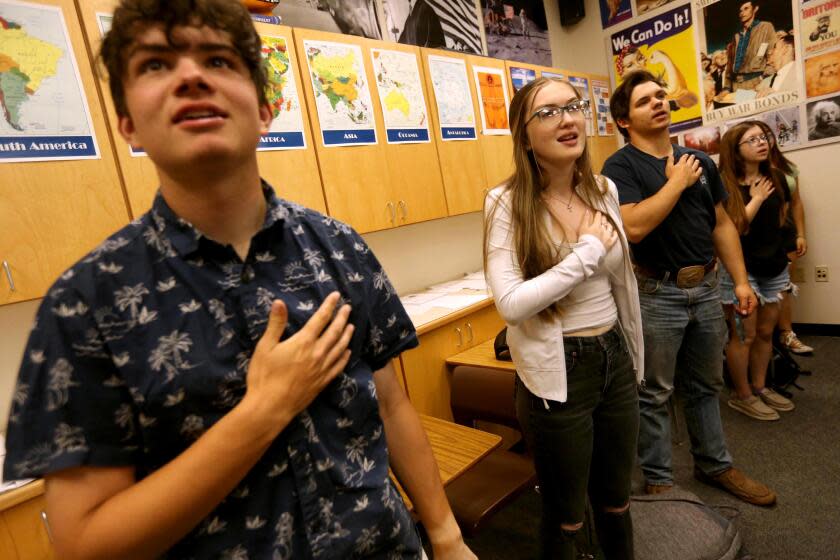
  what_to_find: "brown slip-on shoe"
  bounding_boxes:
[644,483,673,495]
[694,466,777,506]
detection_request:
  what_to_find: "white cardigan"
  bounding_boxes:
[484,177,644,403]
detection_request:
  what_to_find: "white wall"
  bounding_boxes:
[544,0,609,76]
[783,143,840,325]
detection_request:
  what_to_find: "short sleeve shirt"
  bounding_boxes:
[738,171,792,277]
[602,143,728,273]
[4,182,422,559]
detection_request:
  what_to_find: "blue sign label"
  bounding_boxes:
[130,146,146,156]
[259,131,305,150]
[322,129,377,146]
[250,14,282,25]
[0,136,98,160]
[441,127,477,140]
[386,128,430,143]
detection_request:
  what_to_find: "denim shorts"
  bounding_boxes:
[719,267,791,305]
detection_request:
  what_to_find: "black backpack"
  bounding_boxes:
[767,338,811,398]
[494,327,512,361]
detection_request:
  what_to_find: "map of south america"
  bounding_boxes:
[1,1,98,161]
[0,15,62,131]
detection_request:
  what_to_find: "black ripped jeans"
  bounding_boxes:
[515,326,639,560]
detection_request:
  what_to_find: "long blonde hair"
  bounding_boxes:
[483,77,607,321]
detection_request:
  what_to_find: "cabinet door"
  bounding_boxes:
[400,305,503,420]
[420,48,489,217]
[466,55,514,191]
[292,28,394,233]
[460,304,504,349]
[0,495,54,560]
[375,44,448,227]
[400,323,461,420]
[0,0,130,305]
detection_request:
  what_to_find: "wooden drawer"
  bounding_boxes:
[0,491,53,560]
[400,303,503,419]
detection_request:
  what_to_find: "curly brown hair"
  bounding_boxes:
[99,0,268,117]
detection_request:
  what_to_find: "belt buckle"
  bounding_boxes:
[676,265,705,288]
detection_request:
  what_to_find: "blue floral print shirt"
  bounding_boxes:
[4,183,422,559]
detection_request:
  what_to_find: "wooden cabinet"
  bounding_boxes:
[400,302,504,420]
[293,29,448,234]
[466,55,515,193]
[420,49,490,217]
[0,0,130,305]
[0,481,54,560]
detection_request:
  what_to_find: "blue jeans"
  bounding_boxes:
[636,269,733,486]
[516,326,638,559]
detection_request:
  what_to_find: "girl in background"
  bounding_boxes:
[753,121,812,354]
[718,121,796,421]
[484,77,643,559]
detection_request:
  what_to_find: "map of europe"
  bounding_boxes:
[0,15,62,131]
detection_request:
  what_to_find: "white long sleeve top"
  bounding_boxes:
[484,177,644,402]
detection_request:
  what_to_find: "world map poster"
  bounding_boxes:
[0,0,99,162]
[259,35,307,151]
[370,48,430,144]
[303,40,377,147]
[427,54,477,141]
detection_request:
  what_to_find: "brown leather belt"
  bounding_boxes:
[634,258,717,289]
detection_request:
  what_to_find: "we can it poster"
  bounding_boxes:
[610,4,703,131]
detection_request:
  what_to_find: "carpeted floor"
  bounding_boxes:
[460,334,839,559]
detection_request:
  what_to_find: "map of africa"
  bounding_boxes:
[0,2,94,143]
[260,35,304,136]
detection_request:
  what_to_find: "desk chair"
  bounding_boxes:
[446,365,537,536]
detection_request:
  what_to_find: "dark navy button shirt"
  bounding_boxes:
[4,182,422,559]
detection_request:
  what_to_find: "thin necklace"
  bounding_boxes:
[545,189,575,212]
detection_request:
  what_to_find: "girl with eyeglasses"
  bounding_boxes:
[483,77,643,560]
[718,121,796,421]
[752,121,813,355]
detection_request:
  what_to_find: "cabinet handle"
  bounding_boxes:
[2,260,14,292]
[465,322,474,343]
[386,201,396,224]
[40,510,53,542]
[398,200,407,221]
[454,327,463,347]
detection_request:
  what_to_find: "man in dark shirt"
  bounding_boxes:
[602,71,776,507]
[2,1,475,558]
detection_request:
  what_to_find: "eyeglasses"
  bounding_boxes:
[739,134,769,146]
[526,99,590,126]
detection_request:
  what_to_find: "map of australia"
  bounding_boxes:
[371,49,427,129]
[0,15,62,131]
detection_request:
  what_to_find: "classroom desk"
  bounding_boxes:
[445,338,516,372]
[394,414,502,511]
